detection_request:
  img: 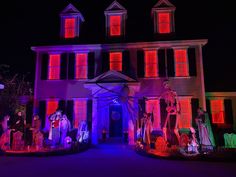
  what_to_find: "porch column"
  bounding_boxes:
[92,98,98,145]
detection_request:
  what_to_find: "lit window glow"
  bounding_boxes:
[46,100,58,129]
[146,99,160,129]
[174,49,189,77]
[178,99,192,129]
[210,100,224,124]
[145,50,158,77]
[110,16,121,36]
[109,52,122,71]
[75,53,87,79]
[74,100,87,128]
[48,54,60,80]
[65,18,76,38]
[158,12,171,34]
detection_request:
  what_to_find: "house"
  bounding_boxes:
[31,0,235,145]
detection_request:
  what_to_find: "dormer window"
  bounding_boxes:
[60,3,85,39]
[152,0,176,34]
[110,15,121,36]
[105,1,127,38]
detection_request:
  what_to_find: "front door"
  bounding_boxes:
[109,104,122,137]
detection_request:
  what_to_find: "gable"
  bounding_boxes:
[87,70,137,83]
[154,0,175,8]
[60,3,85,22]
[105,1,126,11]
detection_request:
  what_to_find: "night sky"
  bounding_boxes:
[1,0,235,91]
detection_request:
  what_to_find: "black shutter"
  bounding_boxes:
[102,51,109,72]
[68,53,75,79]
[58,100,66,113]
[158,49,166,77]
[167,48,175,77]
[138,98,146,128]
[191,98,199,128]
[38,100,46,128]
[137,50,144,78]
[122,50,130,75]
[88,52,95,79]
[87,99,93,131]
[224,99,233,124]
[188,48,197,76]
[60,53,67,80]
[66,100,74,127]
[41,53,49,80]
[26,100,33,124]
[160,99,167,128]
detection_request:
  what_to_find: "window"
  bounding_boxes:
[46,100,58,130]
[74,100,87,128]
[48,54,60,80]
[109,15,121,36]
[65,18,76,38]
[158,12,171,34]
[174,49,189,77]
[178,98,192,129]
[109,52,122,71]
[210,100,224,124]
[75,53,87,79]
[145,50,158,77]
[146,99,160,129]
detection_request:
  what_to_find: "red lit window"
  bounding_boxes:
[75,53,87,79]
[178,99,192,129]
[145,50,158,77]
[74,100,87,128]
[46,100,58,129]
[174,49,189,77]
[210,100,224,124]
[158,12,171,34]
[109,52,122,71]
[110,16,121,36]
[48,54,60,80]
[65,18,76,38]
[146,99,160,129]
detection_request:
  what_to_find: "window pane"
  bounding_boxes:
[109,52,122,71]
[178,99,191,128]
[65,18,76,38]
[145,50,158,77]
[75,53,88,79]
[74,100,87,128]
[211,100,224,123]
[110,16,121,36]
[146,99,160,129]
[174,49,188,77]
[158,13,170,33]
[48,54,60,80]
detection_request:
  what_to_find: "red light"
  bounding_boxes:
[110,16,121,36]
[146,100,159,128]
[74,100,87,128]
[158,13,170,34]
[65,18,76,38]
[174,49,188,77]
[46,100,58,116]
[48,54,60,80]
[211,100,224,123]
[178,99,191,129]
[75,53,87,79]
[109,52,122,71]
[145,50,158,77]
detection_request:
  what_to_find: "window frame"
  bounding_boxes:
[75,53,88,80]
[144,50,159,78]
[210,99,225,124]
[109,51,123,71]
[174,48,189,77]
[48,54,61,80]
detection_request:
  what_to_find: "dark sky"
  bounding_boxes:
[1,0,236,91]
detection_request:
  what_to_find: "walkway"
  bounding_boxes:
[0,144,235,177]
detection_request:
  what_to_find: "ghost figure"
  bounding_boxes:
[160,80,181,144]
[0,115,11,150]
[48,110,62,146]
[77,121,89,143]
[60,114,71,145]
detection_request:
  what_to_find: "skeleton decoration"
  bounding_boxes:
[77,120,89,143]
[160,80,181,144]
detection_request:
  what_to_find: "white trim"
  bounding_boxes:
[206,92,236,97]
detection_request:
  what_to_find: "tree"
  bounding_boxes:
[0,64,33,117]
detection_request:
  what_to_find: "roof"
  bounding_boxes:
[30,0,209,46]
